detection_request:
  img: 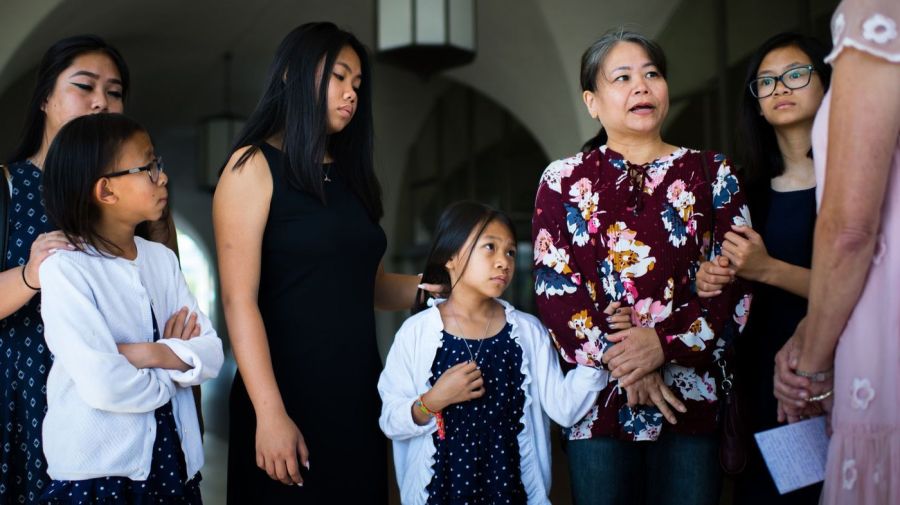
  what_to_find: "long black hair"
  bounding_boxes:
[227,22,382,221]
[413,201,517,313]
[738,32,831,187]
[580,29,668,153]
[43,113,147,257]
[7,34,130,164]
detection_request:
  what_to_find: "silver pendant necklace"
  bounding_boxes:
[323,164,333,182]
[448,301,496,365]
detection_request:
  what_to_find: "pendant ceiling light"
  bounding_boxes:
[376,0,476,76]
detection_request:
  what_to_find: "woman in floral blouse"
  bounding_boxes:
[532,30,752,505]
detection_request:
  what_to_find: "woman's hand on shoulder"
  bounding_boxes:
[696,256,734,298]
[26,231,75,289]
[722,225,771,282]
[256,410,309,486]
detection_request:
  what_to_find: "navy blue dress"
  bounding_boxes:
[41,307,202,504]
[426,323,527,505]
[735,187,821,504]
[1,160,55,504]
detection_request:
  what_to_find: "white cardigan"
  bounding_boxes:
[378,300,609,505]
[39,237,224,481]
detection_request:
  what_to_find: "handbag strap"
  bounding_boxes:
[1,163,10,271]
[698,153,736,394]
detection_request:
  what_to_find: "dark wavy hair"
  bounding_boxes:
[7,34,130,164]
[580,29,668,153]
[43,113,147,257]
[738,32,831,187]
[413,201,517,314]
[226,22,382,221]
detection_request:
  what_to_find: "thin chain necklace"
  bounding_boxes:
[448,300,496,365]
[323,164,333,182]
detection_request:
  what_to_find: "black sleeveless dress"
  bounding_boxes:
[226,144,387,504]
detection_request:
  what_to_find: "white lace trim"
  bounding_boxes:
[826,37,900,64]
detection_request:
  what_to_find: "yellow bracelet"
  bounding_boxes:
[808,389,833,402]
[416,395,438,416]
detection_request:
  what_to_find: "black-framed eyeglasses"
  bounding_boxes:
[748,65,815,98]
[104,157,165,183]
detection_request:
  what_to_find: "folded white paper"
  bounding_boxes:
[754,416,829,494]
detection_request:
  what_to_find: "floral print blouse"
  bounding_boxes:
[532,146,753,441]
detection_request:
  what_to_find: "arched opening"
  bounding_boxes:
[393,82,549,312]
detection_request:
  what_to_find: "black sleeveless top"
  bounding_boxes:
[227,144,388,504]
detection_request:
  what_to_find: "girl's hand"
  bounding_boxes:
[722,225,771,282]
[25,231,75,288]
[623,372,686,424]
[256,410,309,486]
[163,307,201,340]
[602,327,664,387]
[696,256,734,298]
[423,361,484,411]
[116,343,191,371]
[603,301,632,330]
[117,342,155,368]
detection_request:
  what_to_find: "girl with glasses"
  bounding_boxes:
[532,29,752,504]
[696,33,831,504]
[37,112,223,504]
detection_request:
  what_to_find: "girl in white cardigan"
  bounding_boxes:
[36,113,223,504]
[378,202,631,505]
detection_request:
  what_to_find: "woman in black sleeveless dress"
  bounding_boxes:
[214,23,427,504]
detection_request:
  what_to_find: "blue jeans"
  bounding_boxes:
[566,431,721,505]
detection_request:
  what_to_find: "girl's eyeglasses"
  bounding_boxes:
[104,157,165,183]
[748,65,815,98]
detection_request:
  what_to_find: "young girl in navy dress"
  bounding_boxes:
[36,113,224,504]
[378,201,631,505]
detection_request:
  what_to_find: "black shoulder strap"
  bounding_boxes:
[1,163,10,271]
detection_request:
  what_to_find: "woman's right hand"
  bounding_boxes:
[25,231,75,288]
[695,256,735,298]
[256,410,310,486]
[622,371,686,424]
[423,361,484,411]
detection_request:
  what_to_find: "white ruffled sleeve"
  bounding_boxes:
[827,0,900,63]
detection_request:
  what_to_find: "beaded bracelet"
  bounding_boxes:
[416,395,445,440]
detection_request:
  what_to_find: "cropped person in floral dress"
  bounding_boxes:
[532,30,752,505]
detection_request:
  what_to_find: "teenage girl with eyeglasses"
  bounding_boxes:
[36,113,223,504]
[695,32,831,505]
[378,201,629,504]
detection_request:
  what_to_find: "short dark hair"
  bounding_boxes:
[580,29,668,153]
[738,32,831,187]
[413,201,517,313]
[227,22,382,221]
[8,34,130,164]
[43,113,147,257]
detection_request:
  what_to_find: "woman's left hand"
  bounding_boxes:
[721,225,770,282]
[601,327,664,387]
